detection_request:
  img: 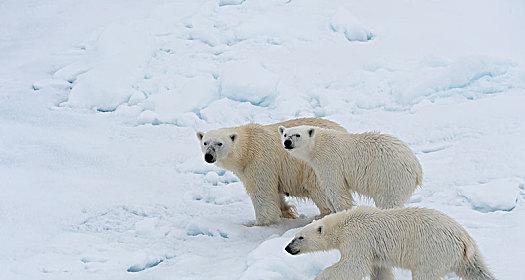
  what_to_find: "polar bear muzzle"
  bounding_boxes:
[204,147,217,163]
[284,139,293,149]
[285,237,302,255]
[204,152,215,163]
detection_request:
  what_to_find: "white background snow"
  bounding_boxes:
[1,0,524,279]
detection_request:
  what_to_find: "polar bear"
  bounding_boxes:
[285,207,495,280]
[278,125,422,211]
[196,118,346,226]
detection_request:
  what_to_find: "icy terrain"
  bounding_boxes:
[1,0,524,279]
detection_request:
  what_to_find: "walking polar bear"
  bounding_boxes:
[278,125,422,211]
[196,118,346,226]
[285,207,496,280]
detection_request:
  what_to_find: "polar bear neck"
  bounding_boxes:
[309,130,360,162]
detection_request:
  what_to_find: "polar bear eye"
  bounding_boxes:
[295,134,300,138]
[218,143,223,146]
[204,142,208,146]
[298,236,304,240]
[284,134,287,137]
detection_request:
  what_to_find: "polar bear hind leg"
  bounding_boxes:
[279,194,298,219]
[370,266,394,280]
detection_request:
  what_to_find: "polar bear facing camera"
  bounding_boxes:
[196,118,346,226]
[285,207,496,280]
[279,125,422,211]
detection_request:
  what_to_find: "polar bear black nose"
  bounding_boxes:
[284,139,293,149]
[285,243,299,255]
[204,153,215,163]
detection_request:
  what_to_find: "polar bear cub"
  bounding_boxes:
[285,207,495,280]
[279,125,422,211]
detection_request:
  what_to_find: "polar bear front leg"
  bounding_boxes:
[250,191,282,226]
[307,179,334,218]
[318,170,353,212]
[315,260,367,280]
[246,180,282,226]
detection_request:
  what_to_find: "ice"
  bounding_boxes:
[143,75,220,124]
[137,110,161,125]
[329,8,374,42]
[32,78,71,92]
[1,0,525,279]
[62,22,153,111]
[219,59,279,106]
[458,178,523,213]
[53,62,92,83]
[398,56,518,105]
[199,97,271,126]
[218,0,245,7]
[127,258,164,273]
[128,91,147,106]
[205,171,221,185]
[240,228,339,280]
[126,251,175,273]
[185,223,229,239]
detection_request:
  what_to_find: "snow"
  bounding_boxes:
[458,178,523,213]
[220,60,279,106]
[328,8,374,42]
[240,228,339,280]
[1,0,525,280]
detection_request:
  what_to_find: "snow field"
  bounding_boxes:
[1,0,524,280]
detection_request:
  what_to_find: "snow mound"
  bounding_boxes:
[63,22,153,111]
[240,228,338,280]
[199,97,271,126]
[219,60,279,106]
[398,56,518,104]
[335,56,521,111]
[140,75,220,124]
[329,8,374,42]
[32,78,71,91]
[457,178,523,213]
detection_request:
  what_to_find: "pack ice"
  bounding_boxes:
[1,0,524,280]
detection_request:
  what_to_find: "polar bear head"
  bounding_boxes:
[196,128,238,164]
[278,125,316,161]
[285,218,333,255]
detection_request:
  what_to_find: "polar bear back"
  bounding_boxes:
[331,207,476,271]
[311,129,422,202]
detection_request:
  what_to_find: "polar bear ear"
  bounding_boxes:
[230,134,237,142]
[196,132,204,141]
[317,225,323,234]
[308,128,315,137]
[278,126,285,135]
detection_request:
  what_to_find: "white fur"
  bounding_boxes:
[279,126,423,280]
[196,118,346,226]
[279,125,423,211]
[286,207,495,280]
